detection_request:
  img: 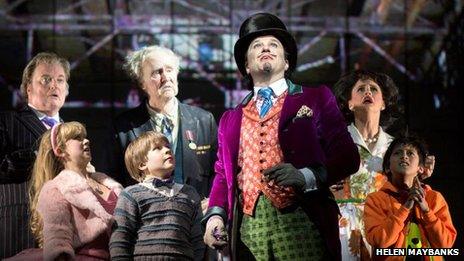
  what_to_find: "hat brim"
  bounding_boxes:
[234,28,297,77]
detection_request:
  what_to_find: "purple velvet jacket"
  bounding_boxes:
[206,80,360,260]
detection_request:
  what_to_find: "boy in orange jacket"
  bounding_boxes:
[364,135,456,261]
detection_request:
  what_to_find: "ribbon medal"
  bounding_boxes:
[186,130,197,150]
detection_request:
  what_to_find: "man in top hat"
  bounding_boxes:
[202,13,360,260]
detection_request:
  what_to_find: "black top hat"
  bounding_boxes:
[234,12,298,77]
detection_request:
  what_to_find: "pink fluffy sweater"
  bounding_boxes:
[37,170,123,260]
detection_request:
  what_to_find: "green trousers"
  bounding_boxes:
[239,195,327,261]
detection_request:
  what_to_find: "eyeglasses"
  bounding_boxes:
[38,75,67,86]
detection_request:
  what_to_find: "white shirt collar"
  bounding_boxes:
[146,98,178,120]
[145,98,180,152]
[28,103,60,122]
[347,122,393,155]
[141,176,182,198]
[253,78,287,98]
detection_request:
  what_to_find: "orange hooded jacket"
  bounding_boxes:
[364,181,456,261]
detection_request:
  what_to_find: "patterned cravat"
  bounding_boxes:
[153,176,174,189]
[161,116,174,144]
[41,117,57,128]
[258,87,274,118]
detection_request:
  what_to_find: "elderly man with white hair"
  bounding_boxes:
[113,45,217,201]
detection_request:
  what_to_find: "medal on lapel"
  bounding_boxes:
[185,130,197,150]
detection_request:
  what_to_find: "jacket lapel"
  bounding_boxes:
[130,103,154,137]
[16,106,47,140]
[278,80,304,132]
[132,121,153,137]
[179,103,197,182]
[233,81,302,166]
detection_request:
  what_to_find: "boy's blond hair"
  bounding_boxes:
[124,131,170,182]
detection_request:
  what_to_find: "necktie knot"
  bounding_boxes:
[161,116,174,143]
[162,116,173,131]
[257,87,274,118]
[41,117,57,128]
[153,177,174,189]
[258,87,274,100]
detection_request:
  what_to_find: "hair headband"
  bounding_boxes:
[50,123,62,156]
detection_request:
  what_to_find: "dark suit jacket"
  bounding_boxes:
[0,106,46,257]
[0,106,47,184]
[113,101,217,198]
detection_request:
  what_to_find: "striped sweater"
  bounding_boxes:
[110,183,205,260]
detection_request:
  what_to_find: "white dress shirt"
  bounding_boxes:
[28,103,60,129]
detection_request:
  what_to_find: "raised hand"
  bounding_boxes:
[419,155,435,180]
[411,177,429,212]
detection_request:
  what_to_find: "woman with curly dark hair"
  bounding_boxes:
[332,70,435,260]
[334,70,400,130]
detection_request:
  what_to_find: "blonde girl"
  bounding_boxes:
[8,122,122,261]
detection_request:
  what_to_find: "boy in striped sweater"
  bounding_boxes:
[110,131,205,260]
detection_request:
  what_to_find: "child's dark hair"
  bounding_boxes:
[382,135,429,175]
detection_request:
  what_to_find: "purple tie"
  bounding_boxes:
[41,117,57,128]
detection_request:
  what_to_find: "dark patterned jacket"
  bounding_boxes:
[0,106,47,258]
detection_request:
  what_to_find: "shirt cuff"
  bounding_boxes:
[300,167,318,192]
[206,215,224,227]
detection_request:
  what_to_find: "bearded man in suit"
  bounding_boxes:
[0,52,70,258]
